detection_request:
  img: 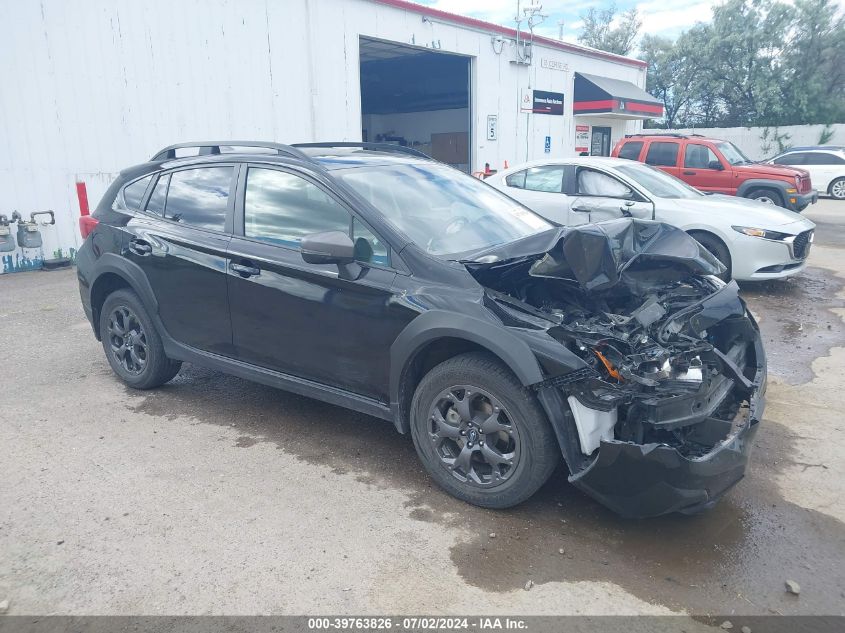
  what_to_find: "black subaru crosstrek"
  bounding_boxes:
[77,141,766,517]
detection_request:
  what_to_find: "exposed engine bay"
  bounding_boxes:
[465,219,766,516]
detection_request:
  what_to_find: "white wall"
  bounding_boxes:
[669,124,845,161]
[0,0,648,262]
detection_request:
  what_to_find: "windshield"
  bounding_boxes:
[614,163,703,199]
[335,163,552,258]
[716,142,752,165]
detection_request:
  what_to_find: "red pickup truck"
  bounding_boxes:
[612,134,817,211]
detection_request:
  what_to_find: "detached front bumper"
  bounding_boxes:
[565,311,767,519]
[569,408,761,517]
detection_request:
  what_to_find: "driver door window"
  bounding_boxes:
[576,168,632,198]
[243,167,386,265]
[569,168,652,225]
[684,144,721,169]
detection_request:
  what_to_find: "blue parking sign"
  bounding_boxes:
[544,136,551,153]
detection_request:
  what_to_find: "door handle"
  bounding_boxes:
[230,261,261,277]
[128,239,152,256]
[571,205,591,212]
[683,171,696,175]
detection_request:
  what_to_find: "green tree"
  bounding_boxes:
[578,4,642,56]
[780,0,845,124]
[640,34,701,128]
[641,0,845,128]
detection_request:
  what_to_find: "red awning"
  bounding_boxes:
[574,72,664,119]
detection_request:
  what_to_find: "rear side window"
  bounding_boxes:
[617,141,643,161]
[774,153,806,165]
[645,142,679,167]
[244,167,351,247]
[505,171,526,189]
[523,166,565,193]
[803,152,845,165]
[146,175,169,215]
[122,176,152,210]
[164,167,233,231]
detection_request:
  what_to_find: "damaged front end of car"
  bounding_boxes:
[466,219,766,518]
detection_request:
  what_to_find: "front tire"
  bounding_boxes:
[689,231,732,281]
[829,177,845,200]
[99,289,181,389]
[410,352,559,509]
[746,188,784,207]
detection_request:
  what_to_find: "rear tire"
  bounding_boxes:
[99,289,181,389]
[747,188,784,207]
[829,177,845,200]
[409,352,559,509]
[689,231,732,281]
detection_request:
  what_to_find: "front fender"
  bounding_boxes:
[736,178,792,199]
[390,311,546,430]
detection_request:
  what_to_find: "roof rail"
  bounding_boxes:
[292,142,433,160]
[624,132,708,139]
[150,141,314,162]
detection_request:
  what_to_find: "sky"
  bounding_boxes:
[412,0,740,44]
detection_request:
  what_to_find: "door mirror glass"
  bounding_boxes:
[708,160,724,171]
[301,231,355,265]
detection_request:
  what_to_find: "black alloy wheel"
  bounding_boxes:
[427,385,520,487]
[106,306,149,375]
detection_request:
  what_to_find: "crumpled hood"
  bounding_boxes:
[466,218,724,293]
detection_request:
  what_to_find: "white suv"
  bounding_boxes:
[767,146,845,200]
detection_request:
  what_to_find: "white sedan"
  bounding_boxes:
[485,157,816,281]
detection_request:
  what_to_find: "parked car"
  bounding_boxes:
[485,157,815,281]
[611,134,818,211]
[765,146,845,200]
[77,141,766,518]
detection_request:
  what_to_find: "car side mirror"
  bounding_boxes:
[708,160,724,171]
[301,231,355,265]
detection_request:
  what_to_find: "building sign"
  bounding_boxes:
[541,58,568,72]
[486,115,497,141]
[544,136,551,153]
[531,90,564,115]
[575,125,590,153]
[520,89,533,112]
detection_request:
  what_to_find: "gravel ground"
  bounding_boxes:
[1,199,843,618]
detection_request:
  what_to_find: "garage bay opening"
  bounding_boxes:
[359,37,471,172]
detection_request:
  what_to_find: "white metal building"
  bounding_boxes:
[0,0,661,269]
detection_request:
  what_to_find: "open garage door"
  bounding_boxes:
[360,37,471,172]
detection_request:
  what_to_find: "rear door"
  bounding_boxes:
[644,140,681,180]
[681,143,734,194]
[566,166,654,224]
[500,165,569,224]
[225,164,401,401]
[124,165,235,355]
[800,152,844,192]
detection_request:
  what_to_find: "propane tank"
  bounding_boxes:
[1,211,54,273]
[0,214,15,254]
